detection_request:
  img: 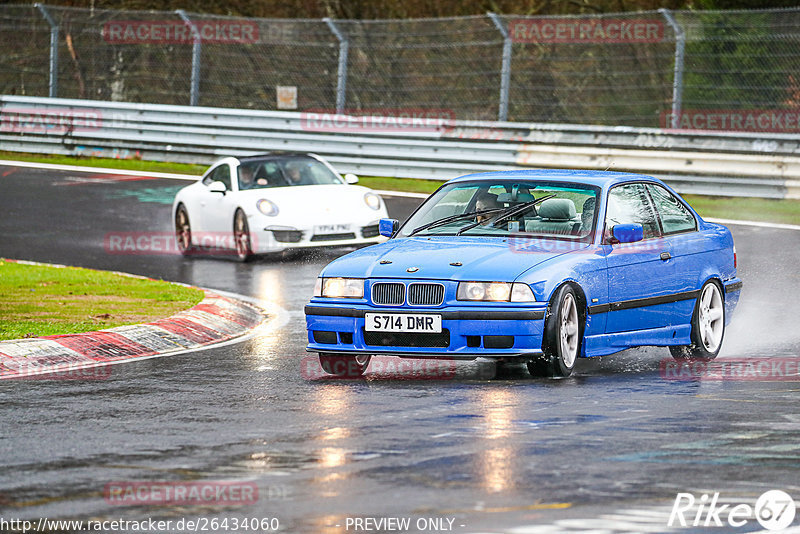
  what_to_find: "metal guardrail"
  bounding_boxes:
[1,95,799,199]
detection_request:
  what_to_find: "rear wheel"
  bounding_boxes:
[175,205,193,256]
[319,354,371,377]
[233,209,253,262]
[670,280,724,361]
[528,284,581,378]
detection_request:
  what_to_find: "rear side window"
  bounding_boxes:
[647,184,696,235]
[604,183,660,241]
[202,164,232,190]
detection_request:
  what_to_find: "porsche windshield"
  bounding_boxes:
[237,157,343,190]
[399,180,600,241]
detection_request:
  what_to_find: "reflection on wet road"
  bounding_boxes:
[0,167,798,532]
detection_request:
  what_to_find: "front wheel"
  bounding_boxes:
[233,209,253,262]
[670,280,725,361]
[528,284,582,378]
[319,354,371,377]
[175,204,193,256]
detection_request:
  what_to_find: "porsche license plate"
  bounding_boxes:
[365,313,442,333]
[314,223,352,235]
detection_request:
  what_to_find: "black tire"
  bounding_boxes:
[670,280,725,361]
[319,354,371,377]
[175,204,193,256]
[233,209,253,262]
[528,284,582,378]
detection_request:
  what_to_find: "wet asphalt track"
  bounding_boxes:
[0,165,799,533]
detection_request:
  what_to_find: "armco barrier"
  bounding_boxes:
[1,95,799,199]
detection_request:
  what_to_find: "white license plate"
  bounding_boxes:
[314,223,352,235]
[365,313,442,333]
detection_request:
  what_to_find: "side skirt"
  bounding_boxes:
[583,324,692,357]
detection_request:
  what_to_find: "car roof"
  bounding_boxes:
[234,152,312,164]
[448,169,662,189]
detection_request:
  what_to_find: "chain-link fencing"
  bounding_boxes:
[1,5,799,130]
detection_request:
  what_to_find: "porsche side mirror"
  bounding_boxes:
[612,223,644,244]
[344,173,359,184]
[379,218,399,238]
[208,181,227,194]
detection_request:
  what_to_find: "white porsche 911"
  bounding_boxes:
[172,153,388,261]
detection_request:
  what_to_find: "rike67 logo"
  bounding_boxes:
[669,490,796,530]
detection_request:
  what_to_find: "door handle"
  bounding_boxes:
[660,251,671,261]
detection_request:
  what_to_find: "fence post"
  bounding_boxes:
[324,18,348,113]
[176,10,201,106]
[488,12,511,122]
[659,8,685,129]
[35,3,59,98]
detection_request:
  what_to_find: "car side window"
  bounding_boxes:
[204,164,231,190]
[604,183,660,241]
[646,184,697,235]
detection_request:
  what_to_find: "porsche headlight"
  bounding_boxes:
[257,199,279,217]
[457,282,536,302]
[318,277,364,298]
[364,192,382,211]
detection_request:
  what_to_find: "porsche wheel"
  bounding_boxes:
[234,209,253,262]
[670,280,724,361]
[319,354,371,377]
[528,284,581,378]
[175,204,193,256]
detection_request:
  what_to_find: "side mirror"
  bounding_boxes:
[208,181,227,194]
[344,173,359,185]
[612,223,644,244]
[379,218,399,238]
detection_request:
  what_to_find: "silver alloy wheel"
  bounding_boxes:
[698,283,724,352]
[560,293,579,368]
[175,207,191,253]
[234,211,251,260]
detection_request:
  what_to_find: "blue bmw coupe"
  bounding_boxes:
[304,170,741,377]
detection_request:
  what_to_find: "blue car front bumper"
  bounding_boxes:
[305,303,547,359]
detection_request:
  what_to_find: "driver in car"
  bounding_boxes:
[239,165,267,189]
[475,193,499,225]
[284,161,309,185]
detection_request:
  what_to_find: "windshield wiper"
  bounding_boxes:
[455,194,556,235]
[408,207,508,237]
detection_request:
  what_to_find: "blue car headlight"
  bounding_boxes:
[457,282,535,303]
[314,277,364,298]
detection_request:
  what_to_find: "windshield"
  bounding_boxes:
[237,157,344,190]
[398,180,600,241]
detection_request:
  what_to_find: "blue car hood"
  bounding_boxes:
[320,236,578,281]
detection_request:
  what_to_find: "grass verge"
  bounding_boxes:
[1,152,798,225]
[0,259,204,341]
[681,194,800,225]
[358,176,443,194]
[0,150,205,175]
